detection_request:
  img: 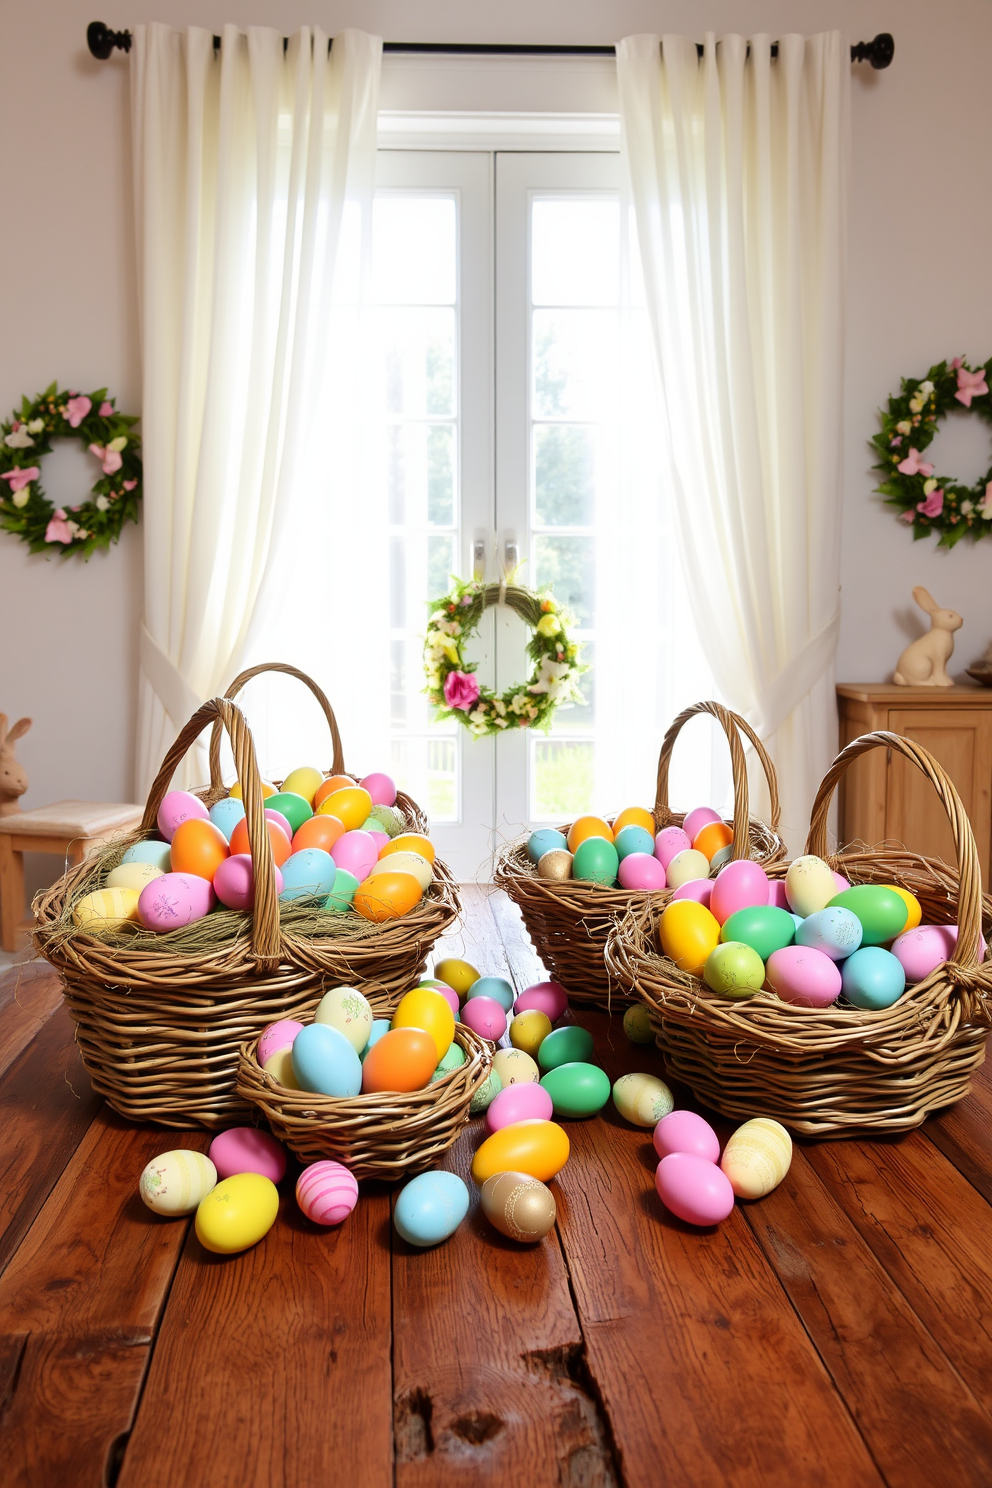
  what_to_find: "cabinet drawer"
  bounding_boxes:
[885,709,992,882]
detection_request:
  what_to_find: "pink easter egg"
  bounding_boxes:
[258,1018,304,1066]
[369,831,390,852]
[157,789,209,843]
[331,829,379,882]
[209,1127,287,1183]
[617,853,668,892]
[460,996,507,1042]
[890,923,986,982]
[710,859,771,926]
[213,853,284,911]
[767,880,791,910]
[432,983,460,1016]
[360,772,397,807]
[514,981,569,1022]
[655,826,691,871]
[766,944,842,1008]
[485,1081,554,1134]
[682,806,722,842]
[832,871,851,893]
[656,1152,735,1226]
[671,878,714,908]
[264,808,293,842]
[138,871,215,931]
[296,1160,359,1226]
[653,1109,721,1163]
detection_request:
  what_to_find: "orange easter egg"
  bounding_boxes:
[354,871,423,922]
[361,1027,437,1093]
[379,832,436,866]
[693,820,734,862]
[316,785,372,832]
[292,814,346,855]
[567,816,613,851]
[229,816,292,867]
[170,818,229,881]
[313,775,357,809]
[612,806,655,836]
[228,779,277,801]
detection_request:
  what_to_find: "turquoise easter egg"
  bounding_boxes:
[291,1023,362,1097]
[720,905,796,962]
[394,1171,470,1247]
[540,1061,611,1118]
[828,886,908,946]
[537,1025,595,1073]
[209,797,246,842]
[466,976,515,1012]
[325,868,360,913]
[280,848,337,901]
[121,840,172,873]
[572,837,619,886]
[266,792,313,834]
[841,946,906,1010]
[614,824,656,862]
[527,828,568,864]
[361,1019,391,1062]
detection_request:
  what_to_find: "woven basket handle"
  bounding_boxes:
[806,730,983,970]
[207,662,346,789]
[655,700,781,860]
[141,697,282,969]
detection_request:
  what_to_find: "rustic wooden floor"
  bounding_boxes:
[3,885,992,1487]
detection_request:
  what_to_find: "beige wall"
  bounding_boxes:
[1,0,991,841]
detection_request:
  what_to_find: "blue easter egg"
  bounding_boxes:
[280,848,337,902]
[614,824,656,862]
[121,840,172,873]
[209,796,246,842]
[325,868,360,913]
[465,976,515,1012]
[796,906,863,961]
[841,947,906,1010]
[361,1019,391,1062]
[393,1170,470,1247]
[291,1023,362,1097]
[527,828,568,864]
[789,913,805,932]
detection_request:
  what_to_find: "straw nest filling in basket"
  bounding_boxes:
[494,701,786,1011]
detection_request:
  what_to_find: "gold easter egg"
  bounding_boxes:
[480,1170,557,1243]
[537,849,573,882]
[720,1117,793,1199]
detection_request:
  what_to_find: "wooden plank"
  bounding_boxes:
[0,961,63,1077]
[487,887,548,992]
[926,1058,992,1205]
[553,1012,881,1488]
[117,1185,394,1488]
[431,882,526,983]
[805,1132,992,1421]
[0,1005,101,1274]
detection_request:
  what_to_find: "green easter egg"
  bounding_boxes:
[537,1024,595,1073]
[267,791,313,833]
[623,1004,654,1044]
[828,885,908,946]
[370,804,404,837]
[720,905,796,962]
[703,941,765,999]
[430,1041,467,1084]
[540,1061,611,1119]
[469,1068,502,1114]
[572,836,620,886]
[325,868,360,913]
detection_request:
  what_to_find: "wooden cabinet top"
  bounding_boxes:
[837,682,992,706]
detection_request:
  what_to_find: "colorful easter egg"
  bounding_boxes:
[370,804,405,837]
[653,1109,720,1163]
[622,1004,654,1044]
[157,789,209,843]
[572,836,620,886]
[433,958,480,998]
[208,1127,286,1183]
[671,878,714,908]
[259,792,309,836]
[169,818,229,882]
[106,861,163,894]
[325,868,360,913]
[369,831,390,853]
[470,1068,503,1114]
[471,1119,570,1185]
[315,985,374,1053]
[430,1042,468,1085]
[229,816,292,867]
[612,1072,674,1127]
[121,840,172,873]
[509,1009,553,1057]
[527,828,569,863]
[379,832,436,865]
[841,946,907,1009]
[279,766,324,806]
[703,942,765,998]
[213,854,284,911]
[138,872,215,931]
[617,853,668,892]
[361,1020,391,1063]
[369,851,433,892]
[195,1173,279,1254]
[881,885,922,932]
[613,806,656,836]
[466,976,515,1012]
[785,856,837,917]
[665,849,711,891]
[359,772,397,807]
[296,1160,359,1225]
[567,816,613,851]
[767,880,791,910]
[331,829,379,882]
[682,806,721,841]
[292,813,346,855]
[263,808,294,842]
[540,1062,611,1119]
[655,826,692,870]
[537,1024,595,1073]
[392,987,455,1061]
[280,847,337,901]
[394,1171,470,1247]
[656,1153,735,1226]
[485,1081,554,1134]
[354,871,422,923]
[659,900,721,977]
[493,1048,540,1086]
[538,849,573,881]
[795,906,863,960]
[262,1047,299,1089]
[314,775,355,808]
[229,778,277,801]
[614,824,657,862]
[513,981,568,1022]
[828,886,908,946]
[209,796,246,841]
[720,905,796,961]
[709,845,734,873]
[693,820,734,862]
[428,983,460,1017]
[461,997,508,1042]
[480,1171,557,1243]
[73,886,141,932]
[317,785,372,832]
[765,945,842,1008]
[258,1018,303,1068]
[720,1118,792,1200]
[710,860,771,925]
[892,923,959,982]
[140,1149,217,1216]
[291,1022,363,1097]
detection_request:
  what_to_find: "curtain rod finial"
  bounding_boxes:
[852,32,894,69]
[87,21,132,59]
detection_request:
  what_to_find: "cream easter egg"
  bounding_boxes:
[785,855,837,918]
[612,1072,675,1128]
[368,851,433,892]
[140,1149,217,1216]
[720,1117,792,1199]
[73,886,141,933]
[493,1048,540,1086]
[665,849,712,890]
[314,985,374,1054]
[106,861,164,893]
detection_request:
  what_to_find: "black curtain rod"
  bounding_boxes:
[87,22,895,69]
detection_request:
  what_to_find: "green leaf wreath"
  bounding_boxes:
[872,356,992,548]
[424,578,586,737]
[0,382,142,558]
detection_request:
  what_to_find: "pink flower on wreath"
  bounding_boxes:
[899,510,916,523]
[955,366,989,407]
[897,447,934,478]
[890,435,902,447]
[64,395,92,427]
[1,465,39,493]
[89,442,122,475]
[99,401,113,416]
[917,487,944,518]
[45,508,75,544]
[443,670,481,711]
[950,356,964,371]
[122,479,137,491]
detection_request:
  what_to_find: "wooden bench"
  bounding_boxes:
[0,801,142,951]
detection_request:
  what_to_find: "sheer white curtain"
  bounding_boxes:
[617,32,849,845]
[130,24,381,793]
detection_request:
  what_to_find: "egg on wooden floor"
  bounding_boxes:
[471,1119,570,1184]
[480,1171,557,1243]
[656,1152,735,1226]
[720,1118,792,1199]
[509,1009,552,1057]
[612,1073,674,1128]
[493,1048,540,1086]
[485,1081,554,1134]
[393,1170,470,1247]
[461,997,507,1042]
[537,1025,595,1073]
[513,980,568,1022]
[140,1149,217,1216]
[653,1110,720,1163]
[208,1127,286,1183]
[540,1062,611,1118]
[466,976,515,1012]
[296,1161,359,1225]
[622,1004,655,1045]
[195,1173,280,1254]
[433,957,480,998]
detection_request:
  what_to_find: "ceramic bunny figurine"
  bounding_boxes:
[893,588,963,687]
[0,714,31,816]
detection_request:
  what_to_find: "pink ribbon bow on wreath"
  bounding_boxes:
[1,466,39,492]
[44,508,75,544]
[896,447,934,478]
[89,442,123,475]
[955,367,989,407]
[64,395,92,427]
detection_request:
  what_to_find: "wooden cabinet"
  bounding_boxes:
[836,684,992,886]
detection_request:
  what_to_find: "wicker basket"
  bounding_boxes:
[33,694,460,1130]
[493,700,787,1011]
[605,731,992,1137]
[236,1024,492,1180]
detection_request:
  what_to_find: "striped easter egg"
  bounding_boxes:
[296,1161,359,1226]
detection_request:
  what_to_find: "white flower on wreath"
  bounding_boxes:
[12,484,31,508]
[961,500,975,516]
[528,656,573,698]
[923,477,938,496]
[95,495,111,512]
[979,483,992,520]
[4,427,34,448]
[26,418,44,434]
[433,616,462,637]
[896,419,912,435]
[509,692,530,714]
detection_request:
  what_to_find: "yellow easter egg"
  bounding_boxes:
[279,766,324,806]
[139,1149,217,1216]
[658,900,721,977]
[391,987,455,1062]
[720,1117,793,1200]
[262,1046,299,1089]
[785,855,836,918]
[369,851,434,893]
[380,832,436,866]
[433,958,480,996]
[612,1072,674,1128]
[493,1048,540,1086]
[612,806,656,836]
[228,778,277,800]
[319,785,372,832]
[194,1172,279,1254]
[72,887,141,932]
[106,861,164,893]
[509,1009,552,1058]
[471,1119,570,1185]
[883,885,923,933]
